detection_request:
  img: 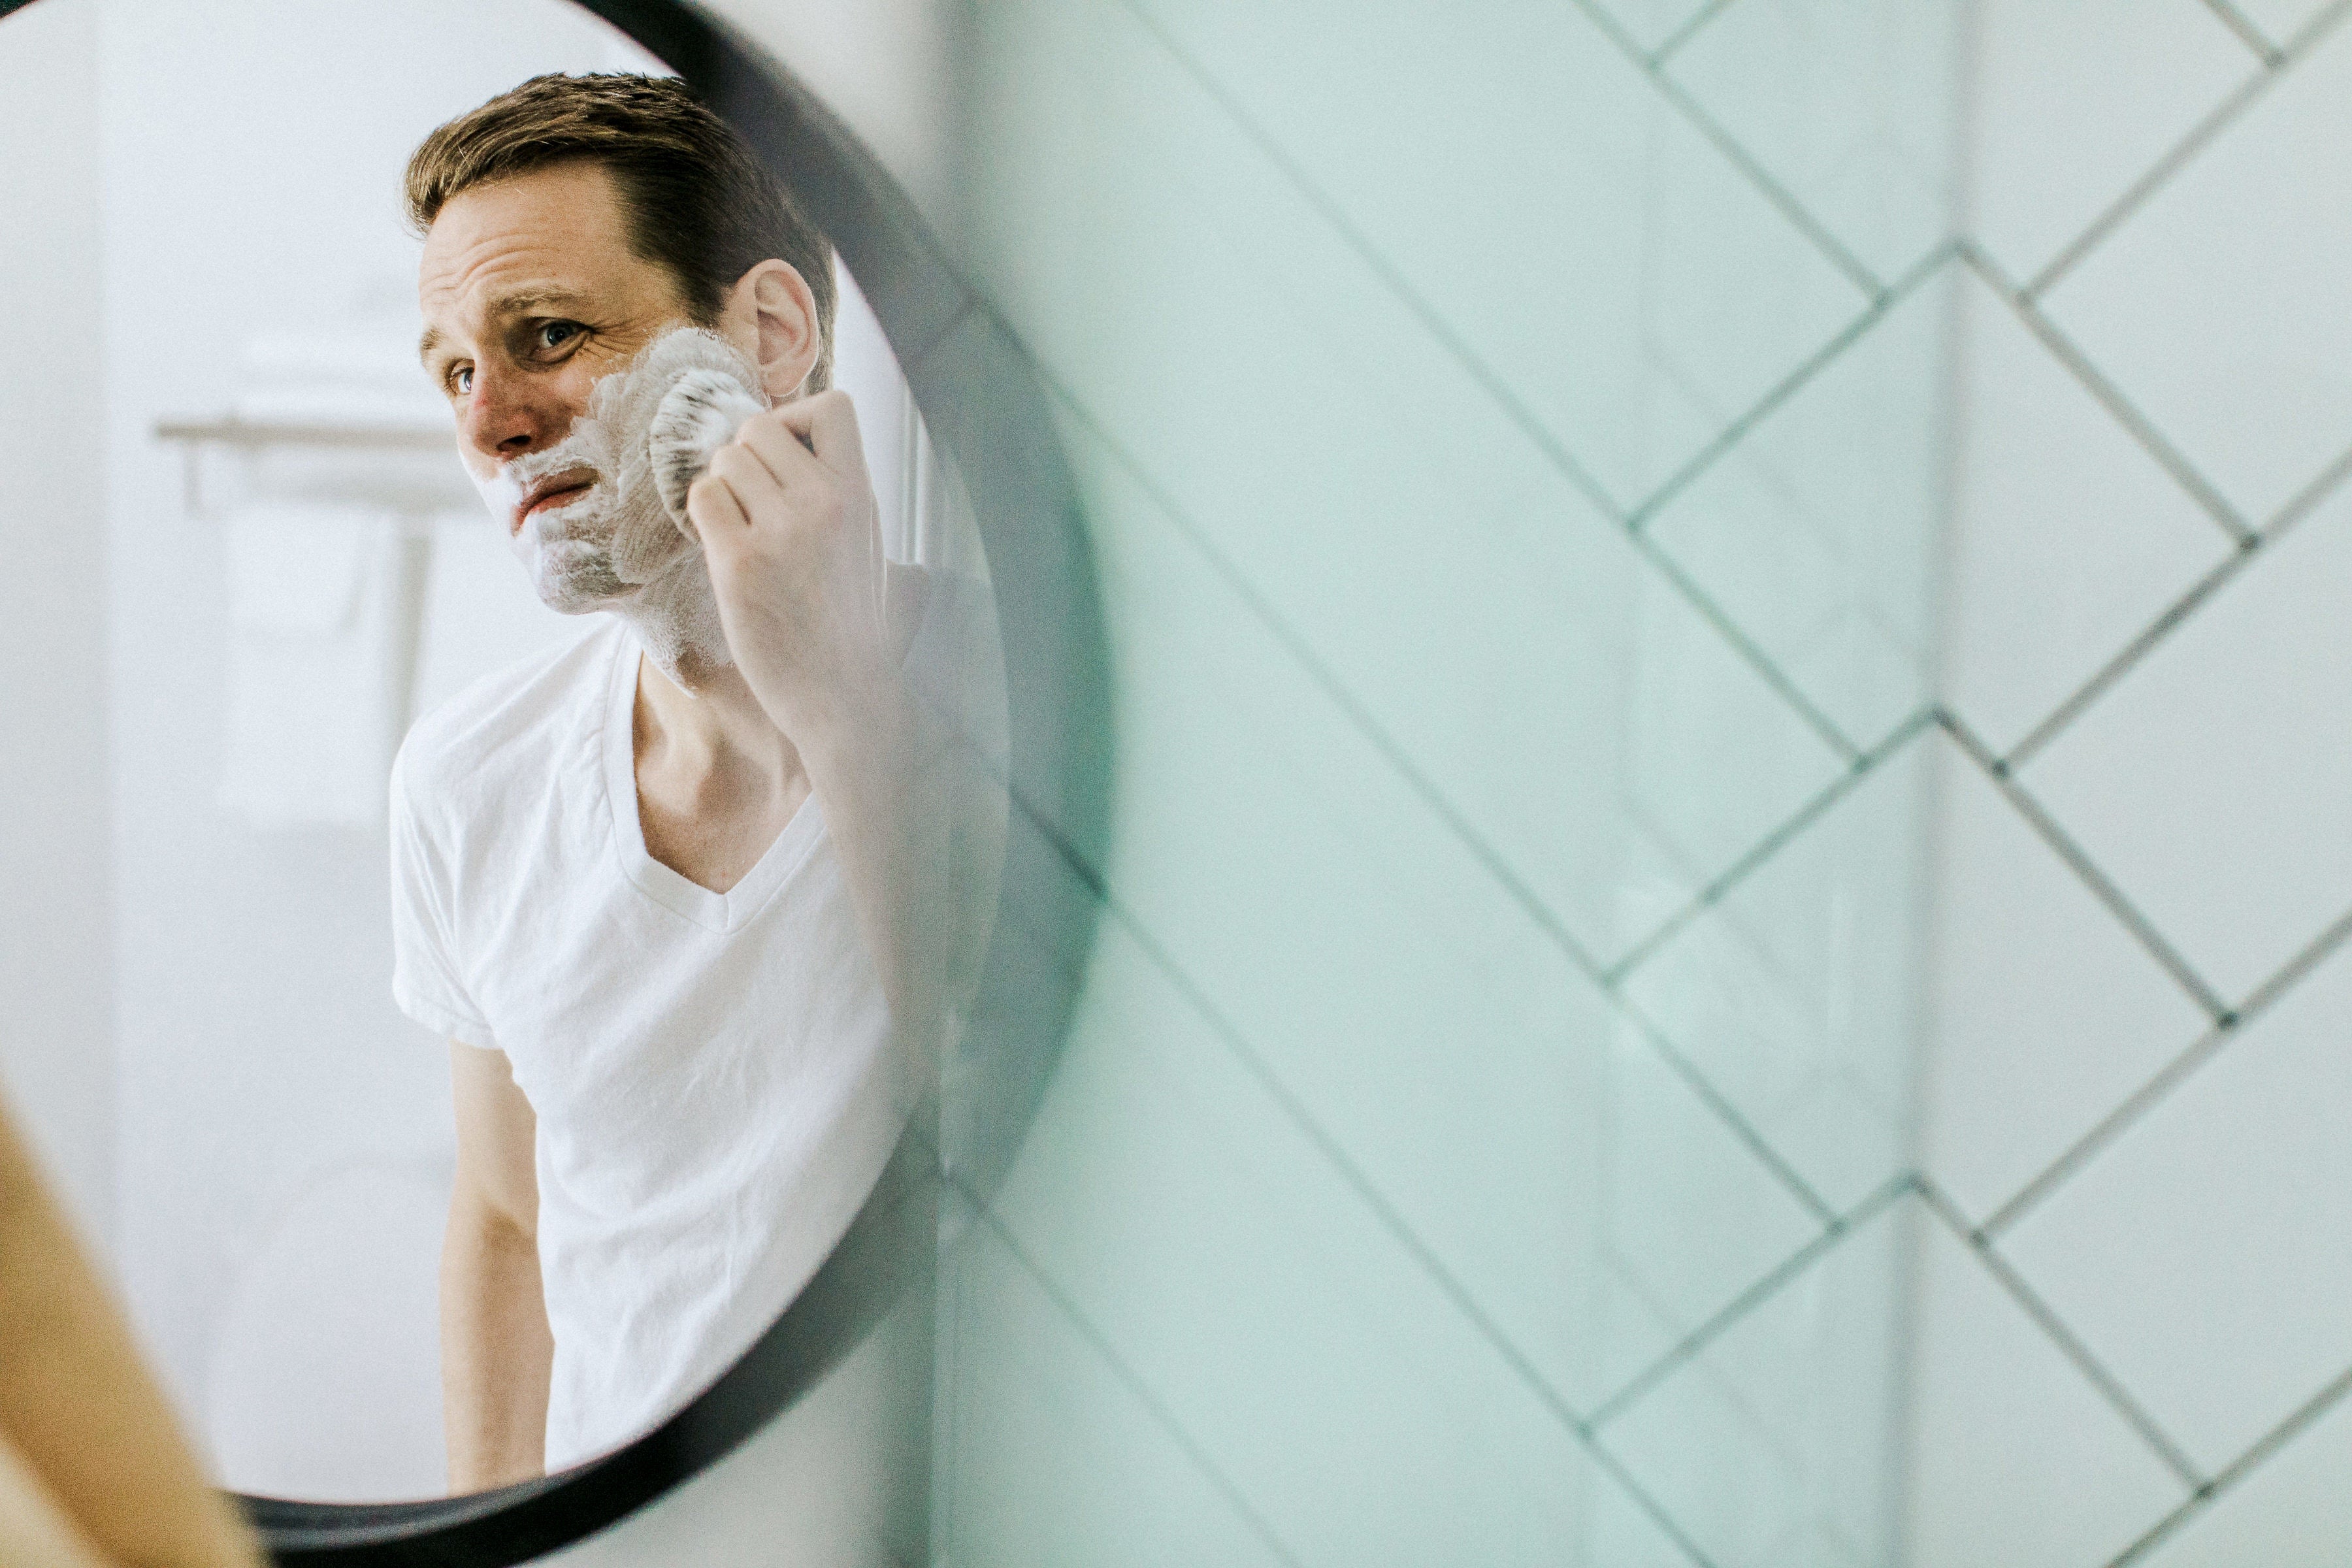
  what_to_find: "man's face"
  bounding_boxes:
[419,160,693,531]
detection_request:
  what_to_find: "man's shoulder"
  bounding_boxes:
[394,622,618,817]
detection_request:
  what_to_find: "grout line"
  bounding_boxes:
[1115,0,1625,524]
[1938,711,2231,1019]
[2000,434,2352,772]
[988,568,1840,1477]
[1608,710,1935,983]
[1963,244,2255,547]
[2276,0,2352,59]
[1650,0,1741,66]
[1582,1435,1727,1568]
[2198,0,2287,64]
[1629,531,1863,761]
[972,849,1729,1567]
[1918,1180,2209,1491]
[1614,996,1842,1224]
[2234,897,2352,1017]
[1588,1173,1912,1429]
[2030,0,2352,299]
[955,1194,1309,1568]
[1980,1014,2237,1242]
[1999,544,2254,771]
[1569,0,1886,299]
[2023,43,2274,301]
[1982,898,2352,1237]
[1124,0,1884,766]
[2108,1361,2352,1566]
[947,15,1878,1267]
[2023,67,2264,301]
[1080,857,1612,1445]
[1032,363,1612,985]
[1630,244,1957,531]
[1015,313,1851,1254]
[2259,430,2352,538]
[2015,305,2253,546]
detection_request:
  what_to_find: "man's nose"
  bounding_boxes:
[460,367,565,463]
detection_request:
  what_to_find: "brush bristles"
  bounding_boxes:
[651,369,765,526]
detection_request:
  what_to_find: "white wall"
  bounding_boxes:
[93,0,666,1497]
[0,0,112,1246]
[1908,3,2352,1563]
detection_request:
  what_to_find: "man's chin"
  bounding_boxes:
[524,548,632,614]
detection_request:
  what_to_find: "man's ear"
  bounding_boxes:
[719,260,821,402]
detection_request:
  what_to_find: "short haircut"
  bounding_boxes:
[404,72,836,391]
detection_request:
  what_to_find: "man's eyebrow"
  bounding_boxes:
[417,289,594,366]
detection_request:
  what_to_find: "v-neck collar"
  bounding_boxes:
[598,629,823,933]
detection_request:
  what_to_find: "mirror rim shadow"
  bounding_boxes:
[0,0,1113,1560]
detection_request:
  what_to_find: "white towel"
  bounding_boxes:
[408,510,599,723]
[218,502,410,828]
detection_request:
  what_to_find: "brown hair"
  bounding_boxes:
[404,73,836,391]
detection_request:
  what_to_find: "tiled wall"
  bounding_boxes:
[1912,1,2352,1563]
[913,0,1961,1562]
[864,0,2352,1560]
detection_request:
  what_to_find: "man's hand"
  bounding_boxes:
[682,387,951,1084]
[683,389,901,752]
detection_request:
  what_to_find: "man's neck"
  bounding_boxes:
[632,652,800,791]
[630,649,811,895]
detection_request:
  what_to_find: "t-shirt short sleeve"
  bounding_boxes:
[387,745,498,1050]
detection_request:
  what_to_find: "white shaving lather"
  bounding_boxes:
[478,327,768,687]
[649,364,767,531]
[598,329,768,582]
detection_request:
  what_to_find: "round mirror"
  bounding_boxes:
[0,0,1103,1558]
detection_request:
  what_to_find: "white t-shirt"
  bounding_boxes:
[388,617,914,1469]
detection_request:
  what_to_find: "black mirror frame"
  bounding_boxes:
[0,0,1111,1561]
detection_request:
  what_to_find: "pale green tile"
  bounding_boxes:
[938,1205,1295,1568]
[1053,397,1827,1409]
[1670,0,1961,285]
[1597,0,1725,55]
[926,3,1852,962]
[983,916,1700,1566]
[1134,0,1873,506]
[1603,1196,1915,1567]
[1622,731,1931,1211]
[1593,1011,1829,1401]
[1644,270,1950,751]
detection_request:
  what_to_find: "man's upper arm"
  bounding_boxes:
[448,1041,536,1235]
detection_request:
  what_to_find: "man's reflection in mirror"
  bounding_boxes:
[391,75,966,1493]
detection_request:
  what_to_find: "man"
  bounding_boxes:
[392,74,976,1491]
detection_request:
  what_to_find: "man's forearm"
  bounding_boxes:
[439,1209,551,1492]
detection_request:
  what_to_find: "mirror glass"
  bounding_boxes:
[0,0,1004,1505]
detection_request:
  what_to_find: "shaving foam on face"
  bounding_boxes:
[469,328,768,687]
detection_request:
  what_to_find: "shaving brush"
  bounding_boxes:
[589,329,767,585]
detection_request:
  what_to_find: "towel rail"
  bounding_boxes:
[154,417,452,451]
[153,416,461,515]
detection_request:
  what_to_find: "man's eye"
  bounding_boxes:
[536,321,583,351]
[450,365,474,395]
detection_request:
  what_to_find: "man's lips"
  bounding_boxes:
[514,472,596,534]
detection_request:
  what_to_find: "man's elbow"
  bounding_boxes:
[442,1177,536,1270]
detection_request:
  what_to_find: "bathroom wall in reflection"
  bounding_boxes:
[919,1,1957,1563]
